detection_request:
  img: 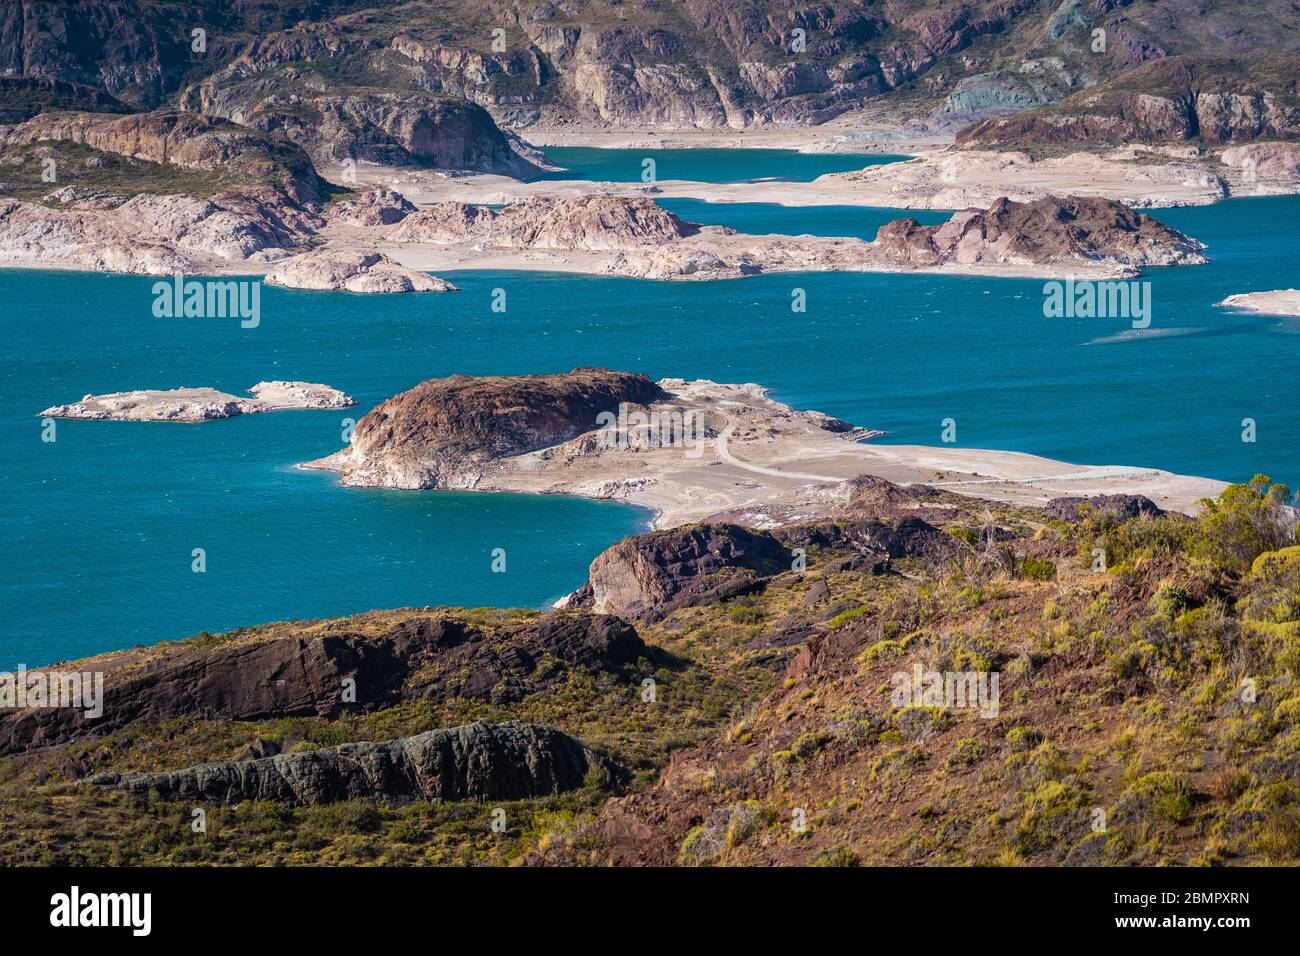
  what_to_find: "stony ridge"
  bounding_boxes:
[0,611,646,755]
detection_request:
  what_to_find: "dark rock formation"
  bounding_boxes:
[1044,494,1165,523]
[92,721,598,806]
[0,611,645,755]
[407,614,647,704]
[0,76,130,123]
[874,195,1207,270]
[310,368,668,489]
[779,516,957,564]
[570,524,794,622]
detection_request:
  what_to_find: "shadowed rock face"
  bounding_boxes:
[310,368,667,489]
[571,524,795,622]
[874,195,1207,269]
[92,721,598,805]
[0,76,130,122]
[0,612,646,755]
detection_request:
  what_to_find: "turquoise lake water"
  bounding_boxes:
[539,146,907,182]
[3,150,1298,667]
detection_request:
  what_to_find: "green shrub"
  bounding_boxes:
[1021,556,1057,581]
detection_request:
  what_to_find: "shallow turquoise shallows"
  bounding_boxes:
[538,146,908,183]
[3,151,1299,667]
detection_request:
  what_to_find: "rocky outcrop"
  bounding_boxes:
[0,190,317,274]
[1044,494,1165,523]
[265,249,455,293]
[873,195,1207,271]
[959,55,1300,149]
[39,381,354,423]
[92,721,599,805]
[327,189,416,227]
[778,516,957,565]
[569,524,795,622]
[389,196,699,251]
[0,611,645,755]
[1220,143,1300,195]
[305,368,667,489]
[0,109,324,206]
[181,77,547,177]
[0,110,327,272]
[154,0,1033,130]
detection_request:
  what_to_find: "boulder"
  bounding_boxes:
[571,524,794,622]
[1044,494,1165,523]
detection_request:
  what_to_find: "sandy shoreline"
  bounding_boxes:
[303,378,1227,529]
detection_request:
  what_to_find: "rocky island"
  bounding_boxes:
[371,193,1206,281]
[304,369,1224,525]
[41,381,355,422]
[1217,289,1300,317]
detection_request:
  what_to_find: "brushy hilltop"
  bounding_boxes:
[1,475,1296,866]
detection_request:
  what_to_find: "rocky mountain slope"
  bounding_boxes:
[959,54,1300,149]
[2,475,1295,866]
[5,1,1299,132]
